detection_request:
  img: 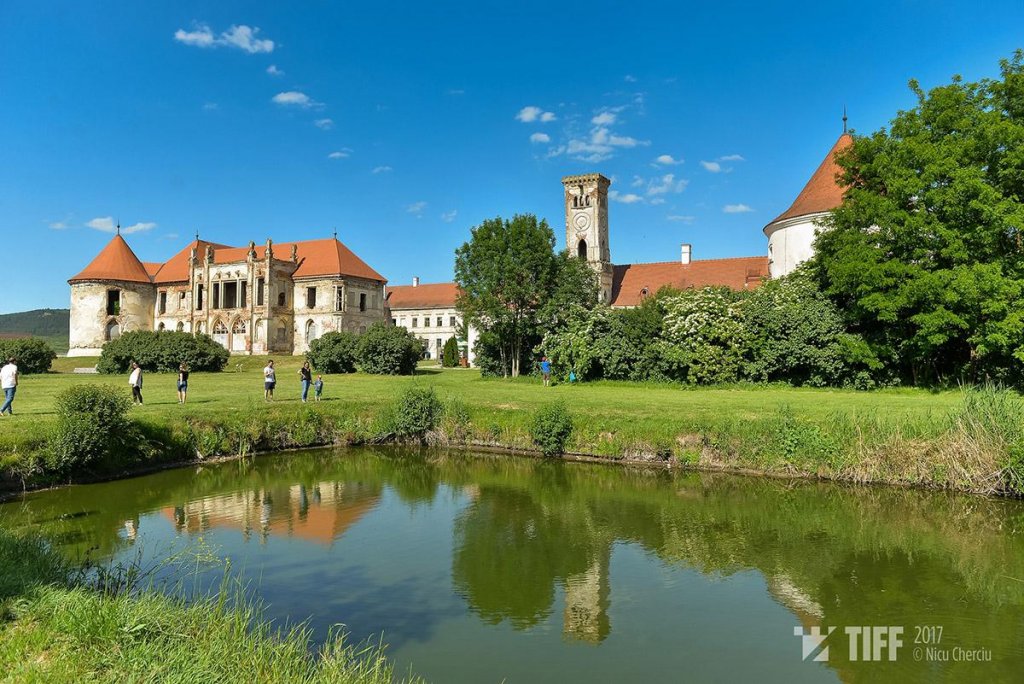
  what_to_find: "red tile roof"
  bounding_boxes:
[74,237,387,286]
[768,133,852,225]
[610,257,769,307]
[387,282,460,309]
[68,234,153,284]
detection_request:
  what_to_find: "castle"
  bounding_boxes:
[68,130,848,357]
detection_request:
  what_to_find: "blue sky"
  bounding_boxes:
[1,1,1021,313]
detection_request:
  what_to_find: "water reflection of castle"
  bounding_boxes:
[563,549,611,643]
[163,481,381,545]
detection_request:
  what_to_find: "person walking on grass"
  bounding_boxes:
[264,360,276,401]
[313,374,324,402]
[540,356,552,387]
[299,361,313,403]
[0,357,19,416]
[128,362,144,405]
[177,362,189,404]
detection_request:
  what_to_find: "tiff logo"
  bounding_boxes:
[794,626,836,662]
[795,625,905,662]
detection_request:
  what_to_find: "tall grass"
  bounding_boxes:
[0,528,421,683]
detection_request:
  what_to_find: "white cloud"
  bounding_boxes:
[719,154,745,161]
[163,233,180,240]
[667,215,696,223]
[48,220,69,230]
[174,24,215,48]
[371,165,392,174]
[174,23,274,53]
[624,74,637,83]
[219,25,274,53]
[327,149,352,159]
[700,160,722,173]
[529,132,550,144]
[266,64,284,76]
[202,102,219,111]
[407,201,427,216]
[86,216,156,234]
[272,91,321,108]
[647,173,688,196]
[314,118,334,130]
[441,209,458,223]
[567,124,649,163]
[655,154,683,165]
[591,111,617,126]
[723,204,753,213]
[631,175,644,188]
[649,198,666,205]
[446,88,465,95]
[516,106,555,123]
[609,190,643,204]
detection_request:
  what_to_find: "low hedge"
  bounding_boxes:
[0,338,57,374]
[97,331,229,374]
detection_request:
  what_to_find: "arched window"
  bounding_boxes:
[157,322,165,332]
[254,319,264,342]
[305,320,317,343]
[176,321,185,333]
[213,320,228,335]
[195,321,205,334]
[577,239,588,259]
[231,319,247,335]
[105,320,120,341]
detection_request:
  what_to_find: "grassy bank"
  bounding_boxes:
[0,529,420,682]
[3,354,1023,495]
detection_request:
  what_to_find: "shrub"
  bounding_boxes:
[97,331,229,374]
[0,338,57,374]
[47,384,137,475]
[530,401,573,456]
[357,323,422,375]
[442,336,460,367]
[306,331,358,373]
[391,385,442,440]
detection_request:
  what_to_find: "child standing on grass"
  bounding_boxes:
[540,356,552,387]
[177,362,189,404]
[264,360,276,401]
[314,375,324,402]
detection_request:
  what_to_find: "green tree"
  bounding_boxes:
[813,52,1024,386]
[441,336,460,367]
[306,331,358,373]
[356,323,422,375]
[455,214,597,377]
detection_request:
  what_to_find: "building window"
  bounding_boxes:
[277,290,286,307]
[157,322,165,332]
[359,293,367,312]
[391,318,397,325]
[450,316,457,327]
[212,283,221,309]
[158,291,167,315]
[106,290,121,316]
[578,239,588,259]
[224,282,238,309]
[256,277,265,306]
[335,287,344,312]
[196,285,204,311]
[436,317,443,328]
[240,282,247,309]
[305,319,317,343]
[176,321,185,332]
[411,317,418,328]
[306,287,317,308]
[178,291,186,309]
[105,320,120,341]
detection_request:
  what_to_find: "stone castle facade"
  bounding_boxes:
[68,236,387,357]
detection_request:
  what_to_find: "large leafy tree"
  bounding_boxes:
[455,214,597,377]
[813,52,1024,386]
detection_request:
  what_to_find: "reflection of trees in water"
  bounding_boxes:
[4,447,1024,675]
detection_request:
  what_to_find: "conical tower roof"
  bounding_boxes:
[68,233,152,284]
[767,133,853,227]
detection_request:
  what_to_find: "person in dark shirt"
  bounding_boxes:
[177,362,190,404]
[299,361,313,403]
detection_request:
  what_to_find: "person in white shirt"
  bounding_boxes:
[128,362,144,405]
[263,360,276,401]
[0,357,18,416]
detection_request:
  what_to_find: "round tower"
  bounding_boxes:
[763,132,852,278]
[67,234,156,356]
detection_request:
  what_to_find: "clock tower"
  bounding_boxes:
[562,173,613,302]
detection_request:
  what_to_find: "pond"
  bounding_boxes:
[2,447,1022,682]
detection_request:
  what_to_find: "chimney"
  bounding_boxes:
[412,276,420,287]
[681,243,692,265]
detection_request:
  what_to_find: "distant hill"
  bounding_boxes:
[0,309,70,353]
